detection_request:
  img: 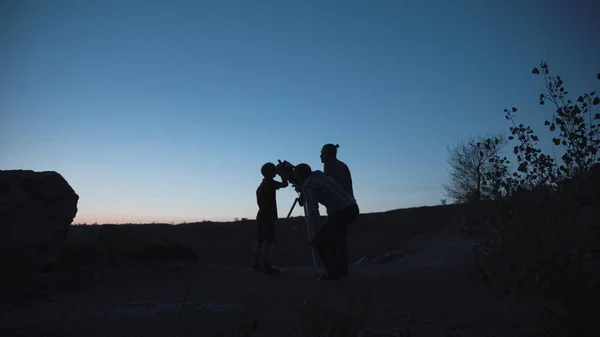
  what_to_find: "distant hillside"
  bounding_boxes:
[65,204,470,267]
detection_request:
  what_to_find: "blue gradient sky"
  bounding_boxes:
[2,0,599,223]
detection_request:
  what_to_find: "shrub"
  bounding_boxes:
[475,63,600,336]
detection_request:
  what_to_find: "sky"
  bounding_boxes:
[1,0,599,224]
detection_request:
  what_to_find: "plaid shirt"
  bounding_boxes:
[301,170,357,217]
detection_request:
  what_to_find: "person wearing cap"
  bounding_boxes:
[294,163,359,280]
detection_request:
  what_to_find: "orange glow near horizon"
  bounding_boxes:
[72,214,241,225]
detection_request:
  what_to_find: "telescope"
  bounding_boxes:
[276,160,303,192]
[276,159,319,275]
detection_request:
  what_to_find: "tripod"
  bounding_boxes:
[286,193,319,276]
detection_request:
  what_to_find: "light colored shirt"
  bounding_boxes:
[301,170,357,218]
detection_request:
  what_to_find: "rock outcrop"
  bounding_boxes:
[0,170,79,281]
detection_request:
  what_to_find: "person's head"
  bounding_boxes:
[294,163,312,185]
[261,162,277,179]
[320,143,339,164]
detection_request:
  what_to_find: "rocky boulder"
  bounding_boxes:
[0,170,79,282]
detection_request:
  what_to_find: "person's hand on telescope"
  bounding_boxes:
[280,177,289,188]
[275,164,289,187]
[275,163,287,178]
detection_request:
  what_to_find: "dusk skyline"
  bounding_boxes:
[2,0,599,223]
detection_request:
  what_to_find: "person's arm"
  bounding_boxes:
[274,178,288,189]
[328,162,353,197]
[302,186,321,243]
[275,163,291,187]
[302,186,320,219]
[343,163,354,197]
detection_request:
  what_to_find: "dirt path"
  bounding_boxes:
[0,229,539,337]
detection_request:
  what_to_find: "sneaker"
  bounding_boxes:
[262,264,280,274]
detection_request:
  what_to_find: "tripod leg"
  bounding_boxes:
[286,198,298,219]
[303,202,319,275]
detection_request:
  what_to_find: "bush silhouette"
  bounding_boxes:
[474,62,600,336]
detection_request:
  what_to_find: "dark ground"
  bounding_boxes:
[0,222,541,337]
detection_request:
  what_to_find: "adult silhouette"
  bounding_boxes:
[294,163,359,280]
[320,144,354,198]
[319,143,356,276]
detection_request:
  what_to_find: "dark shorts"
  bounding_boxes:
[257,219,275,244]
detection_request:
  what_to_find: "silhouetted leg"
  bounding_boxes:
[335,223,349,276]
[261,221,280,273]
[335,205,359,276]
[262,243,271,265]
[253,220,265,268]
[252,242,262,269]
[315,235,338,277]
[315,217,342,278]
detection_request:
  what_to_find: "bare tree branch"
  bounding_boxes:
[443,133,508,203]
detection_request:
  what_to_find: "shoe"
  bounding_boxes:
[262,264,280,274]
